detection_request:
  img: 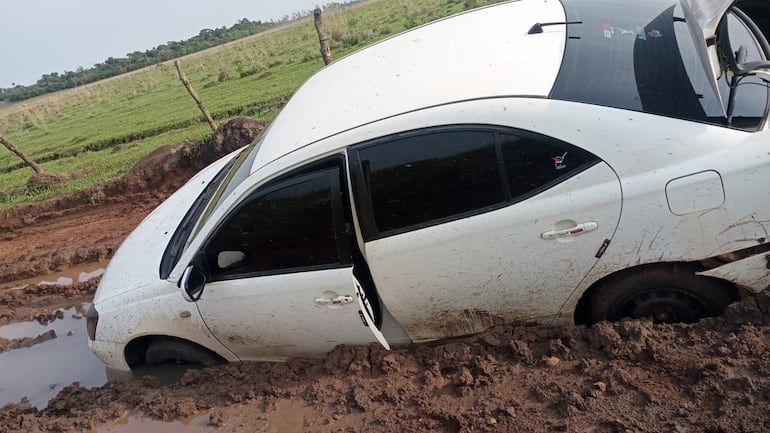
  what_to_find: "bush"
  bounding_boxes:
[218,67,235,82]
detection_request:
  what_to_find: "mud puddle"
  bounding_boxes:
[2,261,108,290]
[0,305,107,409]
[92,398,349,433]
[94,414,211,433]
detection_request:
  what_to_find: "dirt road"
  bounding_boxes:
[2,122,770,432]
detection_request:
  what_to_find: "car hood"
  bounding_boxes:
[93,152,237,304]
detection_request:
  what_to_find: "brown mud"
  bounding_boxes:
[2,117,770,432]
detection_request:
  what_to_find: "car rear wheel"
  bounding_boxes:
[145,337,222,367]
[578,266,739,325]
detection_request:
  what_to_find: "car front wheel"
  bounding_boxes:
[145,337,222,367]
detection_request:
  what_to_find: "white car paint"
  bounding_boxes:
[364,161,621,342]
[194,268,377,361]
[88,0,770,371]
[89,152,241,368]
[248,0,566,174]
[166,0,568,285]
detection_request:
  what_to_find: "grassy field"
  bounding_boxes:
[0,0,503,209]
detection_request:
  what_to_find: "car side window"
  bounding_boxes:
[357,130,503,233]
[351,126,599,240]
[204,166,349,280]
[500,132,598,200]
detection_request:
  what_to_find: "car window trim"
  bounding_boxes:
[159,154,238,279]
[349,124,600,242]
[200,156,353,282]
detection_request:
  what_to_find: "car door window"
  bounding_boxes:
[351,126,599,240]
[204,166,349,280]
[500,132,598,200]
[357,130,502,234]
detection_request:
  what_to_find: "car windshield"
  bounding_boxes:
[160,127,269,278]
[552,0,769,130]
[192,131,266,236]
[159,154,238,279]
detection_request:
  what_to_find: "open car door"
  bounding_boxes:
[354,274,390,350]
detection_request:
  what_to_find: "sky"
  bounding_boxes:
[0,0,332,88]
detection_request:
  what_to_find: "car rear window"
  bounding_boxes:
[552,0,768,130]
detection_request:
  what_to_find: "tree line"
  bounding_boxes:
[0,2,357,102]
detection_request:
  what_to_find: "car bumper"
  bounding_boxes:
[88,339,131,371]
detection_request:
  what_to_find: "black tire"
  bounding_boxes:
[145,337,222,367]
[579,265,739,325]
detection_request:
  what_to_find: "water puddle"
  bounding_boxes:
[1,261,108,290]
[0,305,108,409]
[93,414,211,433]
[92,400,326,433]
[267,400,317,433]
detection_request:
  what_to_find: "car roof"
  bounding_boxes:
[250,0,567,174]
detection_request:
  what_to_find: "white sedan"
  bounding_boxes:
[88,0,770,371]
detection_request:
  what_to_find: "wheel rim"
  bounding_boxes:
[610,288,714,323]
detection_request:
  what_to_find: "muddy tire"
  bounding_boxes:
[579,266,739,325]
[145,337,222,367]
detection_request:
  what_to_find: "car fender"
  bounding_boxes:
[89,280,238,368]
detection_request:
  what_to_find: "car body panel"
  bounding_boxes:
[89,153,241,365]
[194,268,376,361]
[698,253,770,292]
[363,161,622,342]
[90,282,239,368]
[94,151,238,303]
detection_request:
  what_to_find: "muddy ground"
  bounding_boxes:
[2,118,770,432]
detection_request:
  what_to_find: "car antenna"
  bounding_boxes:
[528,21,582,34]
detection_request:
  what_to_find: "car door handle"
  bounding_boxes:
[315,295,355,306]
[541,222,598,239]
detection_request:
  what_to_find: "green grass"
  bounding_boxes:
[0,0,504,209]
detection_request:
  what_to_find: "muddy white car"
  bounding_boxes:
[87,0,770,371]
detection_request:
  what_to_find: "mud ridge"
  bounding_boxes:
[0,117,266,283]
[1,291,769,432]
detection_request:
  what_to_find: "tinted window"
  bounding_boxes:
[205,168,346,279]
[352,127,599,239]
[358,130,502,233]
[160,154,238,279]
[552,0,768,130]
[500,133,598,199]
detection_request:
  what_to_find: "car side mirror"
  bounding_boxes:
[217,250,247,270]
[180,265,207,302]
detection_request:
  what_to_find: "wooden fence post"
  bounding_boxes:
[0,134,44,174]
[314,8,332,65]
[175,60,218,131]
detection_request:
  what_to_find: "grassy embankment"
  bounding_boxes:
[0,0,502,210]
